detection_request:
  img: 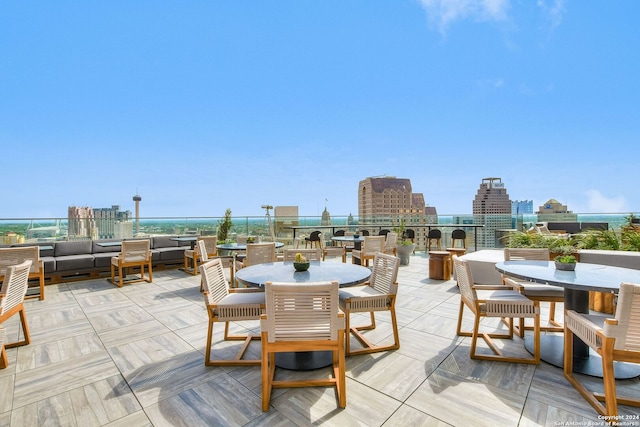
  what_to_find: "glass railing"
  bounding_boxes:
[1,213,638,251]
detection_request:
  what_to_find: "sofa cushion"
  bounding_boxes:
[152,236,179,249]
[93,252,120,268]
[54,241,93,257]
[55,254,95,272]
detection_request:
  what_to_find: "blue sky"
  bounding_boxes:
[2,1,639,219]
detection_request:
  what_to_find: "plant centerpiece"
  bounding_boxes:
[293,253,310,272]
[555,254,577,271]
[246,237,255,244]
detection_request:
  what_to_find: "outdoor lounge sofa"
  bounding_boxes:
[6,236,193,285]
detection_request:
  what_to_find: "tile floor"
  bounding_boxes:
[0,254,639,427]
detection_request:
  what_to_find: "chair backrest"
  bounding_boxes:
[236,236,248,245]
[121,240,151,262]
[504,248,550,261]
[308,231,321,241]
[263,281,341,343]
[362,236,385,256]
[198,236,218,257]
[244,243,277,267]
[369,253,400,295]
[197,239,209,263]
[452,256,477,306]
[333,230,345,237]
[199,258,229,305]
[359,230,370,236]
[606,282,640,351]
[0,260,31,316]
[451,229,466,240]
[282,248,322,261]
[345,231,354,237]
[427,229,441,239]
[293,237,302,249]
[404,229,415,240]
[0,247,40,276]
[384,232,398,250]
[378,229,390,236]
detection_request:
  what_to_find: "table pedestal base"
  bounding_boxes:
[275,351,332,371]
[524,335,640,379]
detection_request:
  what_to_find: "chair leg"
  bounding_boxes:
[4,306,31,348]
[0,346,6,369]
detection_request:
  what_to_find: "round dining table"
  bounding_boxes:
[235,260,371,370]
[216,242,284,251]
[496,260,640,378]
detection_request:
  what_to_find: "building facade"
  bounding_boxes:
[358,176,436,247]
[68,206,98,240]
[536,199,577,222]
[472,177,512,248]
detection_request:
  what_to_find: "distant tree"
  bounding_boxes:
[217,208,233,242]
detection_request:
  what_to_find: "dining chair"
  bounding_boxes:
[339,252,400,356]
[184,236,218,275]
[0,246,45,300]
[260,280,345,411]
[195,240,238,291]
[242,243,277,268]
[0,260,32,368]
[503,248,564,337]
[304,231,322,249]
[351,235,385,267]
[110,239,153,286]
[451,229,466,249]
[426,229,442,251]
[383,231,398,256]
[564,282,640,418]
[320,238,347,263]
[200,258,265,366]
[453,255,540,364]
[282,248,322,262]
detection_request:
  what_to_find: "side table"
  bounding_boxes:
[428,251,452,280]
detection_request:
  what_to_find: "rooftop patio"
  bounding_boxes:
[1,253,638,426]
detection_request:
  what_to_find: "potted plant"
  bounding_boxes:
[293,253,310,271]
[393,219,416,265]
[555,254,577,271]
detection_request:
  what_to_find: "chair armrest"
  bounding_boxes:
[472,285,515,291]
[229,288,264,294]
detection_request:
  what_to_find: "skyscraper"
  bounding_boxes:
[472,177,512,248]
[358,176,436,245]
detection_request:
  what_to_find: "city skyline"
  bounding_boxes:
[2,1,639,218]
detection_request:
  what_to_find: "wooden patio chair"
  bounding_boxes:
[564,282,640,418]
[503,248,564,337]
[453,255,540,364]
[200,258,265,366]
[195,240,238,291]
[184,236,218,275]
[261,280,345,411]
[351,235,385,267]
[339,252,400,356]
[110,239,152,287]
[320,237,346,263]
[383,231,398,256]
[0,260,32,368]
[281,248,322,262]
[242,243,277,268]
[0,246,45,300]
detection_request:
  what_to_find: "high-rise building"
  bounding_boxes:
[358,176,436,246]
[94,205,132,239]
[512,200,533,215]
[68,206,98,240]
[536,199,577,222]
[472,177,512,248]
